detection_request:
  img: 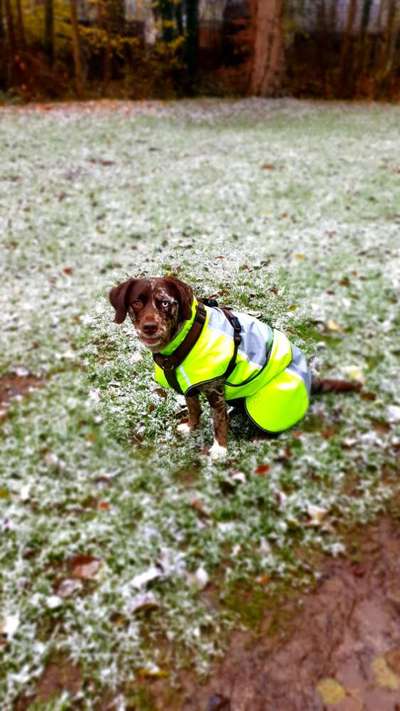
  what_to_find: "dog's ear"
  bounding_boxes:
[109,278,137,324]
[164,276,193,321]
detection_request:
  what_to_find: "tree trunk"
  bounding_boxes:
[69,0,84,97]
[184,0,199,89]
[4,0,16,51]
[44,0,54,64]
[359,0,373,74]
[249,0,285,96]
[15,0,25,48]
[0,0,5,40]
[339,0,358,93]
[379,0,400,80]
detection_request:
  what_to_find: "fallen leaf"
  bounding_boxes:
[190,498,211,519]
[371,655,400,690]
[255,574,270,586]
[128,592,159,613]
[69,555,102,580]
[98,501,110,511]
[326,319,343,333]
[55,578,82,598]
[385,648,400,675]
[255,464,270,475]
[316,677,346,704]
[307,504,328,526]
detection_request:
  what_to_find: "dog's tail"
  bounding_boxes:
[311,377,362,395]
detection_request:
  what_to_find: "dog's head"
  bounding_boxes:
[109,276,193,352]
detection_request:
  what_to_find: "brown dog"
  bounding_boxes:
[109,276,229,459]
[109,276,361,460]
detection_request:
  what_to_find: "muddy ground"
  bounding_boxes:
[165,516,400,711]
[3,376,400,711]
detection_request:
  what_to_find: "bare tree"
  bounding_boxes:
[249,0,285,96]
[4,0,16,52]
[15,0,25,48]
[378,0,400,81]
[69,0,84,97]
[339,0,358,92]
[44,0,54,64]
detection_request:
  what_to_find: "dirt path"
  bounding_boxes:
[150,518,400,711]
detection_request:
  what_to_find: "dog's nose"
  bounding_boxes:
[142,322,158,336]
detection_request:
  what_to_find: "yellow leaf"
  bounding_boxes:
[326,319,343,332]
[316,678,346,704]
[371,656,400,690]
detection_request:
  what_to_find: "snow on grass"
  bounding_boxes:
[0,99,399,706]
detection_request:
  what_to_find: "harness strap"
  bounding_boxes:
[153,302,207,394]
[221,308,242,380]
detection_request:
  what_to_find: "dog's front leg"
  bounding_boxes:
[205,383,228,460]
[177,392,201,436]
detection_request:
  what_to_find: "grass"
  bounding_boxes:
[1,98,400,708]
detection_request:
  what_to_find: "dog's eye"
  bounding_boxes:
[159,300,171,309]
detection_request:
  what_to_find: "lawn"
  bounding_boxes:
[1,98,399,708]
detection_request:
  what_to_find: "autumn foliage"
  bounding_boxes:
[0,0,399,100]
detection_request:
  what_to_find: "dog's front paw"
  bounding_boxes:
[177,422,192,437]
[209,440,227,461]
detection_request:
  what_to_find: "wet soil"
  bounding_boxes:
[0,373,43,418]
[149,516,400,711]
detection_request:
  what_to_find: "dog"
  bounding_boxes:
[109,275,324,460]
[109,276,361,459]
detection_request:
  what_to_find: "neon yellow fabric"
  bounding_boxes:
[154,303,310,432]
[224,329,292,400]
[154,306,235,392]
[245,369,309,432]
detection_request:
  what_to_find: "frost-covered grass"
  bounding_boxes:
[1,98,400,708]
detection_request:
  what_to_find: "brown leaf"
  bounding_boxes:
[55,578,82,598]
[321,426,337,439]
[190,498,211,519]
[255,464,270,475]
[68,555,101,580]
[98,501,110,511]
[255,574,270,586]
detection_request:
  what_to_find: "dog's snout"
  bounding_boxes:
[142,322,159,336]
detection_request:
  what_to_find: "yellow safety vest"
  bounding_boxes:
[154,299,311,433]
